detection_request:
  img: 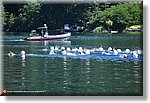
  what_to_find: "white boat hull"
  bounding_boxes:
[25,33,71,41]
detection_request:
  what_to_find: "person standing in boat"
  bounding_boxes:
[44,24,49,37]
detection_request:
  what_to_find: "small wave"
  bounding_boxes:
[1,39,25,42]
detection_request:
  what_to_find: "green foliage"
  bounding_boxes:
[1,5,6,26]
[93,26,108,33]
[2,6,15,31]
[2,3,89,32]
[2,2,41,32]
[14,2,41,31]
[2,1,142,32]
[103,3,142,26]
[86,2,142,32]
[39,3,90,30]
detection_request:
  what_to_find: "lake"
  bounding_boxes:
[2,32,143,96]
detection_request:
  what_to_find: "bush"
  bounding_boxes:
[93,26,108,33]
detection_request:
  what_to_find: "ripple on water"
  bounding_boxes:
[3,33,142,95]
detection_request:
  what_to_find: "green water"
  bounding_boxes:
[2,32,143,96]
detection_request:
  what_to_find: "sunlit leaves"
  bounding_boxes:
[86,2,142,32]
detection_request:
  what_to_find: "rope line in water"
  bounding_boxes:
[7,46,143,62]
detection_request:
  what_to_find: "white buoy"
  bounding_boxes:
[85,49,91,55]
[54,46,59,51]
[133,51,138,59]
[20,50,26,58]
[137,50,142,54]
[125,49,130,54]
[99,47,104,51]
[117,49,122,53]
[50,46,55,51]
[66,47,71,52]
[61,46,65,50]
[20,50,26,55]
[113,49,118,55]
[62,50,67,55]
[108,47,112,51]
[49,50,55,55]
[78,47,83,52]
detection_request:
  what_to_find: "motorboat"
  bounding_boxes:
[25,24,71,41]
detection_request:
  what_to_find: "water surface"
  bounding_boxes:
[2,32,143,96]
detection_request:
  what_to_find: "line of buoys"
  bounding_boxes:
[48,46,142,59]
[8,46,142,60]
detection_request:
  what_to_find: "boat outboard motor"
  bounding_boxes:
[30,30,36,36]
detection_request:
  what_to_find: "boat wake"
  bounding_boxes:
[1,39,25,42]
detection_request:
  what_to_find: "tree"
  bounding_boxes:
[2,1,142,33]
[40,3,90,30]
[1,5,15,31]
[13,2,41,32]
[86,2,142,32]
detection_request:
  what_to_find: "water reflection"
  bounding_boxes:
[3,33,142,95]
[63,57,71,95]
[21,57,26,89]
[85,59,91,85]
[5,56,27,91]
[29,40,71,46]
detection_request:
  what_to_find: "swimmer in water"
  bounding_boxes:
[8,51,16,56]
